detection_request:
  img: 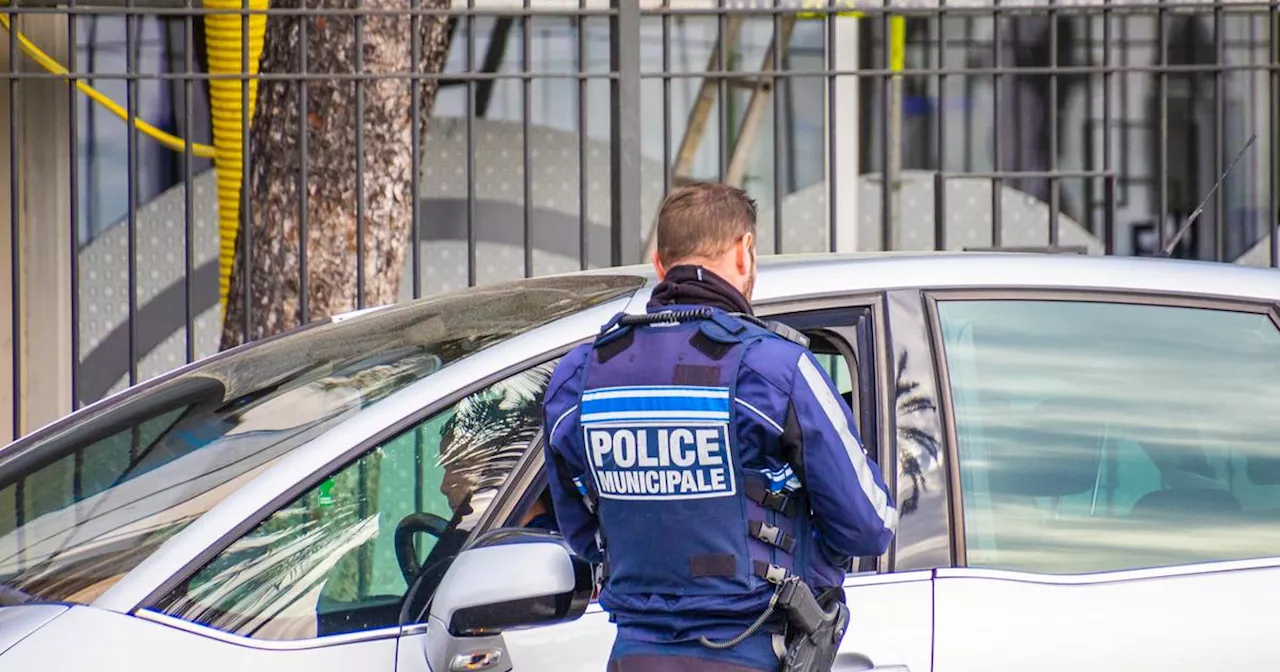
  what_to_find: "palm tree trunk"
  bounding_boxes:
[219,0,453,350]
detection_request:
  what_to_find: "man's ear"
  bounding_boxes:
[651,249,667,280]
[737,233,755,274]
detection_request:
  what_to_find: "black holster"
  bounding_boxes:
[777,583,850,672]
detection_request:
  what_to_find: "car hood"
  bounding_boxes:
[0,605,69,656]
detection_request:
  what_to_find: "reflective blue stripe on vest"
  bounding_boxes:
[581,385,732,424]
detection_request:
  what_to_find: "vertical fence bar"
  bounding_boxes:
[1213,5,1225,262]
[771,0,782,254]
[1272,2,1278,268]
[8,0,18,438]
[1118,15,1130,208]
[126,0,138,387]
[662,1,672,197]
[825,7,835,252]
[408,0,419,298]
[355,0,366,305]
[1102,1,1115,255]
[935,2,946,251]
[1157,0,1168,253]
[239,0,251,342]
[466,0,476,286]
[183,0,196,362]
[717,0,727,181]
[989,0,1002,248]
[1047,0,1059,247]
[299,0,310,318]
[522,0,532,278]
[880,10,892,252]
[1082,13,1094,234]
[963,15,973,173]
[578,0,586,270]
[69,0,81,403]
[610,0,641,267]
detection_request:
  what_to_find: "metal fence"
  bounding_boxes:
[2,0,1279,440]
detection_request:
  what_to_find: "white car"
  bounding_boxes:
[1,251,1278,672]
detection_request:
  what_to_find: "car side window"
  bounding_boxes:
[936,298,1280,574]
[151,360,559,641]
[811,351,856,424]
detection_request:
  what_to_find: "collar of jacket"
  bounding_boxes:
[646,264,753,316]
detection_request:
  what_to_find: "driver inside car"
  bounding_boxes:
[520,489,560,532]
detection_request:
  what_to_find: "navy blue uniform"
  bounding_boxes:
[542,267,897,671]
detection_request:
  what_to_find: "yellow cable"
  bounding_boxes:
[0,11,215,158]
[0,1,267,313]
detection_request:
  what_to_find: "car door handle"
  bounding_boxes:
[833,652,911,672]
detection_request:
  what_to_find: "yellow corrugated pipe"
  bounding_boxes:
[0,8,214,158]
[204,0,268,311]
[0,0,266,315]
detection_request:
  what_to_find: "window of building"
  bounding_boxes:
[937,297,1280,574]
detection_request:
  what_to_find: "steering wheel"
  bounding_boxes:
[394,512,451,584]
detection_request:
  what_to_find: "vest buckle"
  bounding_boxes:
[745,479,798,517]
[752,560,789,585]
[749,520,797,554]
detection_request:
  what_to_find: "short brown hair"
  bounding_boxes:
[654,182,757,266]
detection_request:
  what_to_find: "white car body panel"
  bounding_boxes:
[2,606,398,670]
[500,571,936,672]
[932,559,1280,671]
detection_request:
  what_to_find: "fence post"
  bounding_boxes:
[0,11,74,442]
[610,0,642,267]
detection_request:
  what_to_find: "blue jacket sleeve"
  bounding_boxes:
[784,350,897,559]
[541,345,604,564]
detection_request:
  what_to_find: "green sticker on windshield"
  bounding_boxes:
[318,478,335,507]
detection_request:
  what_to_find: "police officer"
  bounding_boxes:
[542,182,897,672]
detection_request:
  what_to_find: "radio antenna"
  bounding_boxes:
[1163,133,1256,257]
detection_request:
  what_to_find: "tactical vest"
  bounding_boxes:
[572,306,840,604]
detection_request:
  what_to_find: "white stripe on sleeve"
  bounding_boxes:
[549,404,579,440]
[796,353,899,531]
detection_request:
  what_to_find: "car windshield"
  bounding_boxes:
[0,274,642,606]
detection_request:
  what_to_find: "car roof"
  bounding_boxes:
[590,252,1280,304]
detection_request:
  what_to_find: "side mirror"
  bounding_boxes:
[424,532,593,672]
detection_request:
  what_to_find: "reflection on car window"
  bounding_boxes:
[152,361,557,642]
[0,275,640,606]
[938,299,1280,574]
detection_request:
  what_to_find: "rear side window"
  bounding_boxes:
[937,298,1280,574]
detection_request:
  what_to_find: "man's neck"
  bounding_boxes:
[647,265,753,315]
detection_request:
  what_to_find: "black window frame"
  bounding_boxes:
[923,286,1280,570]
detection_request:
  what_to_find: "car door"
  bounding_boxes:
[926,290,1280,672]
[500,297,937,672]
[130,359,562,672]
